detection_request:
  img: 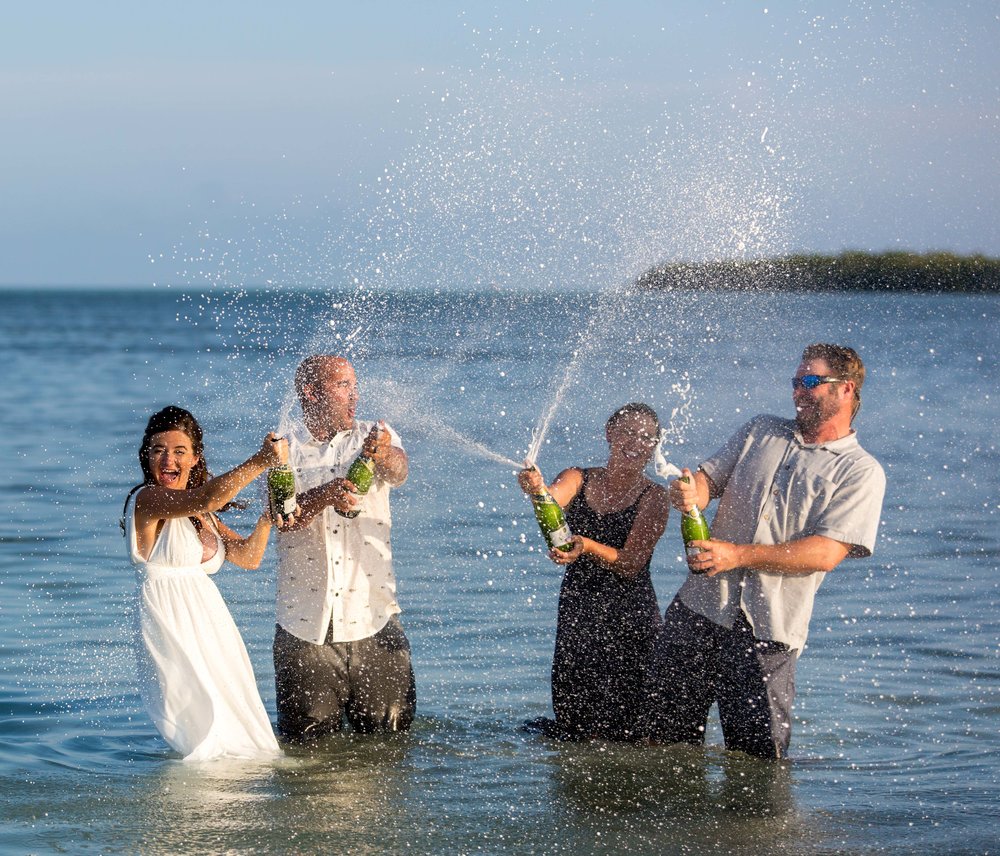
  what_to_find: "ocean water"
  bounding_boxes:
[1,286,998,854]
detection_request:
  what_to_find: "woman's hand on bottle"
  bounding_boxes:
[259,433,289,468]
[549,536,583,565]
[272,508,298,529]
[517,462,544,495]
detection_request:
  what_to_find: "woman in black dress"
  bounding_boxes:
[518,403,670,740]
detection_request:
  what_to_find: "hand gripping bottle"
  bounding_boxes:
[528,472,573,553]
[679,475,710,573]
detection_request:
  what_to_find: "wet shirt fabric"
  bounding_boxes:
[126,491,280,761]
[552,468,662,740]
[678,414,886,650]
[276,419,403,645]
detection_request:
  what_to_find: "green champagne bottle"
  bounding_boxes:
[340,450,376,519]
[530,485,573,553]
[679,475,711,573]
[267,464,297,520]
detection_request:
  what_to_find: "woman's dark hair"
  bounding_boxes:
[606,402,660,432]
[138,406,209,488]
[121,405,213,536]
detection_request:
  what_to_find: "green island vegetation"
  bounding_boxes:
[636,251,1000,293]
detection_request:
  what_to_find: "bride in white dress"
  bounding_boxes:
[124,405,289,761]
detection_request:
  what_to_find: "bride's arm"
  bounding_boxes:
[214,514,273,570]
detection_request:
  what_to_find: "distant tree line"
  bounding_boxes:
[636,251,1000,293]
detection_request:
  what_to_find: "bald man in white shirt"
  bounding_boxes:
[273,355,415,740]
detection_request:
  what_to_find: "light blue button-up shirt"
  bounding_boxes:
[678,414,886,650]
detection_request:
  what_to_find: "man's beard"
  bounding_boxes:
[795,397,837,434]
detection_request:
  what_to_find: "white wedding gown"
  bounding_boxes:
[126,491,280,761]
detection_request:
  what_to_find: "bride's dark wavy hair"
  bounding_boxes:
[138,406,209,488]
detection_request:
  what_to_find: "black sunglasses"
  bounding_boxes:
[791,374,844,391]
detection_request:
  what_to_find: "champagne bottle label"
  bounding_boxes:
[267,465,297,519]
[547,521,573,551]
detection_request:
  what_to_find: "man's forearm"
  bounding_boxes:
[736,535,850,575]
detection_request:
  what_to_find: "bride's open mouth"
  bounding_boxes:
[158,468,182,486]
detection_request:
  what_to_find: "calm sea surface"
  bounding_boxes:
[1,286,998,854]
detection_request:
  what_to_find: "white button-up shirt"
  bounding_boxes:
[275,419,404,645]
[678,414,886,651]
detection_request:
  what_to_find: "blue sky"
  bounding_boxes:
[2,1,998,287]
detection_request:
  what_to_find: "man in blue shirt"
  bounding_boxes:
[642,343,886,758]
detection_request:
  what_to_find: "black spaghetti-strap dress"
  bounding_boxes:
[551,468,662,740]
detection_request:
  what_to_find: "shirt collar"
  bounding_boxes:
[292,419,358,447]
[791,424,859,453]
